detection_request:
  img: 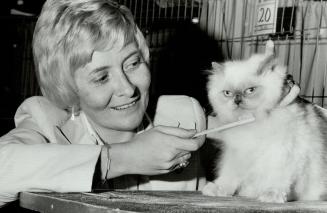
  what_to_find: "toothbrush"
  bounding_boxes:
[193,116,255,138]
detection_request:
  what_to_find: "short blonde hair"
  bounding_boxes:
[33,0,149,110]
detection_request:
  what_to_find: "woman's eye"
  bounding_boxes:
[223,90,233,97]
[93,74,109,84]
[123,56,143,72]
[244,87,256,95]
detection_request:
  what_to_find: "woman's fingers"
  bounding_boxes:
[122,125,204,176]
[167,152,192,171]
[173,136,205,152]
[155,152,192,171]
[176,152,191,163]
[174,151,190,159]
[155,125,196,138]
[154,125,205,151]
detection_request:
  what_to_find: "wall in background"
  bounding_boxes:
[200,0,327,107]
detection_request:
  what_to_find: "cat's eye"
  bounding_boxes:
[244,87,256,95]
[223,90,233,97]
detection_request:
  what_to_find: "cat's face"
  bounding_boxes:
[207,53,286,122]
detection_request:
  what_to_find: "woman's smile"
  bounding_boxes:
[110,97,140,111]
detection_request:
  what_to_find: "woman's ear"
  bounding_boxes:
[265,40,275,56]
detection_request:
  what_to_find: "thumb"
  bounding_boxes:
[155,125,196,138]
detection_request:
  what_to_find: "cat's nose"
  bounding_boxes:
[234,94,242,105]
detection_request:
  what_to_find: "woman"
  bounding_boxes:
[0,0,207,207]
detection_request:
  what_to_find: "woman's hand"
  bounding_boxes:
[104,125,205,178]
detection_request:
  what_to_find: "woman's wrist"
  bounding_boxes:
[100,142,131,179]
[100,144,111,181]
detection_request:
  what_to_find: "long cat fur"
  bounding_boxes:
[202,41,327,203]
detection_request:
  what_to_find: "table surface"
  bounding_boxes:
[20,190,327,213]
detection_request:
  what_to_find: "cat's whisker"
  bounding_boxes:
[193,116,255,138]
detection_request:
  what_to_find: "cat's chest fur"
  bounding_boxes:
[210,105,296,145]
[210,104,315,158]
[207,103,324,199]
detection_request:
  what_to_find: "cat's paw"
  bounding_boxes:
[257,190,287,203]
[202,182,230,197]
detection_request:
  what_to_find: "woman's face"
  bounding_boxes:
[74,42,151,133]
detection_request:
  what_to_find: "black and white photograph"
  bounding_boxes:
[1,0,327,212]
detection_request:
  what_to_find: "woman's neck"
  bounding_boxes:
[83,113,137,144]
[96,127,136,144]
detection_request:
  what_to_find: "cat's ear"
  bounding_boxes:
[258,40,282,75]
[265,40,275,56]
[257,55,279,75]
[211,62,224,71]
[205,62,224,75]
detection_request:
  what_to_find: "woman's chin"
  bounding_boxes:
[115,115,144,131]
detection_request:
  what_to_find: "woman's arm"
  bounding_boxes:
[0,120,202,208]
[0,98,102,207]
[103,126,202,179]
[0,127,101,207]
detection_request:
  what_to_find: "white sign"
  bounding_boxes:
[254,0,279,35]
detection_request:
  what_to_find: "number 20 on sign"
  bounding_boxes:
[254,0,278,35]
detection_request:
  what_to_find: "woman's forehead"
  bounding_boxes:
[94,41,137,58]
[84,42,138,70]
[90,35,135,57]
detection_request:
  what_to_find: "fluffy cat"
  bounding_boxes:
[202,41,327,203]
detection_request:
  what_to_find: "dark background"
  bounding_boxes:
[0,0,44,136]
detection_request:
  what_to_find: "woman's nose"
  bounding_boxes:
[114,73,136,97]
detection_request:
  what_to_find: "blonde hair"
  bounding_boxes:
[33,0,149,110]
